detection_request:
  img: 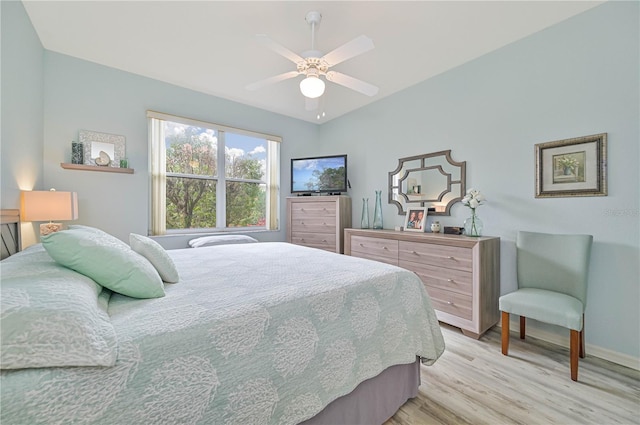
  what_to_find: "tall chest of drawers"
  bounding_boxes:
[287,196,352,254]
[344,228,500,339]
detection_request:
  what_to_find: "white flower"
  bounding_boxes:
[461,188,486,210]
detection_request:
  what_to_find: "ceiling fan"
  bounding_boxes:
[246,11,379,110]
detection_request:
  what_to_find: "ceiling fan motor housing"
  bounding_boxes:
[297,55,329,77]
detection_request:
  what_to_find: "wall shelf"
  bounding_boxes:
[60,163,134,174]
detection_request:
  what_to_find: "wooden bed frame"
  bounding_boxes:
[1,209,21,260]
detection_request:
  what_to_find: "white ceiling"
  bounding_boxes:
[22,1,604,124]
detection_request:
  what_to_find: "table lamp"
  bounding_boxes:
[20,189,78,235]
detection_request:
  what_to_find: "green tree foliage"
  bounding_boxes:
[165,126,266,229]
[226,155,266,227]
[306,166,345,191]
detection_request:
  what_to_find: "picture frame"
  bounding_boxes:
[535,133,607,198]
[404,207,427,232]
[79,130,126,168]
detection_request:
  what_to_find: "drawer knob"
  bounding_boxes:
[447,279,454,283]
[322,239,327,242]
[323,222,327,225]
[447,256,455,260]
[383,246,388,250]
[412,251,418,255]
[360,243,364,247]
[301,221,305,225]
[447,301,454,305]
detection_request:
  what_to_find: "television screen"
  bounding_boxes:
[291,154,347,194]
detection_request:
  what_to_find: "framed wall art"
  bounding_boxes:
[79,130,126,168]
[535,133,607,198]
[404,207,427,232]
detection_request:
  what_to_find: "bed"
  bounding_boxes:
[0,210,445,425]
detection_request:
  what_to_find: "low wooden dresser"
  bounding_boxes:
[287,196,351,253]
[344,228,500,338]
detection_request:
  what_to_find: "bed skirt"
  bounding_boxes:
[301,358,421,425]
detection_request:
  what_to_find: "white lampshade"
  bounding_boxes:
[21,189,78,235]
[299,75,325,99]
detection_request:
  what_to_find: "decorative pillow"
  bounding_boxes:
[42,227,165,299]
[68,224,106,233]
[1,245,117,369]
[129,233,179,283]
[189,235,258,248]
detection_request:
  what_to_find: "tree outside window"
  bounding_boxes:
[150,112,279,234]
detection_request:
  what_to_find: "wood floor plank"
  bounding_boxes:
[385,324,640,425]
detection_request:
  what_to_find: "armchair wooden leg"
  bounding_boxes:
[520,316,526,339]
[501,311,509,355]
[579,314,585,359]
[570,329,579,381]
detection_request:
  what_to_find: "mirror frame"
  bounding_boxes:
[388,149,466,216]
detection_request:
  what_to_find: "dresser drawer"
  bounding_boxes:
[399,241,472,272]
[291,217,336,234]
[425,286,472,320]
[290,232,337,251]
[290,202,336,218]
[400,260,472,296]
[350,235,399,265]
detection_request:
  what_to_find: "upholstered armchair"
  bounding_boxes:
[499,231,593,381]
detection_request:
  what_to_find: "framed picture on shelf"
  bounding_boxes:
[404,207,427,232]
[535,133,607,198]
[79,130,126,168]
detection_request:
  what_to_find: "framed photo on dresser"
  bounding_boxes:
[404,207,427,232]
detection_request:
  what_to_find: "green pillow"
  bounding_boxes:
[42,227,165,299]
[129,233,180,283]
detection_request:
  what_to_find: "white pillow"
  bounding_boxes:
[130,234,180,283]
[189,235,258,248]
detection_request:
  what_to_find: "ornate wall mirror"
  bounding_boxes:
[388,150,466,216]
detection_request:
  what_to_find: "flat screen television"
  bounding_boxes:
[291,154,348,194]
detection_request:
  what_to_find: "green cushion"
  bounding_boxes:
[42,227,165,299]
[130,233,179,283]
[499,288,584,330]
[517,231,592,305]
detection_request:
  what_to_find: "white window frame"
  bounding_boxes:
[148,110,280,235]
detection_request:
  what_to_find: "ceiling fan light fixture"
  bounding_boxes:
[300,75,325,99]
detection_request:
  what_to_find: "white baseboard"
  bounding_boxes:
[499,320,640,371]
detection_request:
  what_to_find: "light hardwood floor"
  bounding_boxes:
[385,324,640,425]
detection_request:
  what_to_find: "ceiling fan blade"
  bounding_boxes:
[321,35,374,67]
[326,71,379,96]
[245,70,300,91]
[305,97,319,111]
[255,34,304,64]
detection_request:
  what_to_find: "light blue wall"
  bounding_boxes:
[1,0,44,240]
[319,1,639,359]
[41,52,318,242]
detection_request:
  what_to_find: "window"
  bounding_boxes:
[148,111,280,234]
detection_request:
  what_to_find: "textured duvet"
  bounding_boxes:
[1,242,444,424]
